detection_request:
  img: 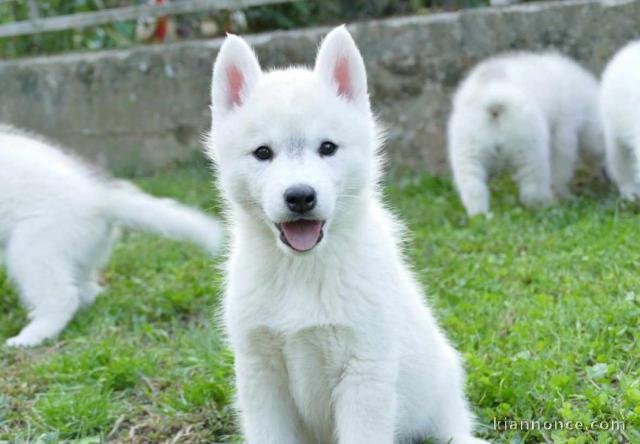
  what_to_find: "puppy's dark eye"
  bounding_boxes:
[319,141,338,157]
[253,145,273,161]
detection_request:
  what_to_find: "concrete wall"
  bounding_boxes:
[0,0,639,175]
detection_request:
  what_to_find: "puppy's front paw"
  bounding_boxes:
[5,332,45,348]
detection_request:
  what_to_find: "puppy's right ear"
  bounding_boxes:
[211,34,261,119]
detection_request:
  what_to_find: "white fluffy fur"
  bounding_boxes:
[448,52,604,216]
[600,40,640,200]
[208,26,488,444]
[0,127,224,347]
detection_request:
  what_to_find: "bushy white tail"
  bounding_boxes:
[106,183,224,255]
[480,84,525,123]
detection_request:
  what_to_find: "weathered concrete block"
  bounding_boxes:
[0,0,638,175]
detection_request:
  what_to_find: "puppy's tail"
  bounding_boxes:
[487,101,506,121]
[481,84,524,123]
[106,181,224,256]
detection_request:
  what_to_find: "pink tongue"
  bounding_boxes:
[281,220,323,251]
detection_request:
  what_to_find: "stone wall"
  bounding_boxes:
[0,0,639,175]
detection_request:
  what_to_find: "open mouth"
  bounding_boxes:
[276,220,325,252]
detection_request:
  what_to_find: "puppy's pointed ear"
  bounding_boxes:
[314,25,369,110]
[211,34,261,119]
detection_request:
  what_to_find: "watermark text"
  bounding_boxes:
[493,417,626,432]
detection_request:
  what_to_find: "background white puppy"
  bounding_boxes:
[208,27,488,444]
[600,40,640,200]
[448,52,604,216]
[0,127,223,347]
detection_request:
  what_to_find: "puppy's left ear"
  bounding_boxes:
[314,25,369,111]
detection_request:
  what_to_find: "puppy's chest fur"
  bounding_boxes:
[227,247,394,435]
[227,241,393,334]
[265,325,355,438]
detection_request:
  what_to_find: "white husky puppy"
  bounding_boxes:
[448,52,604,216]
[600,40,640,200]
[207,26,488,444]
[0,126,223,347]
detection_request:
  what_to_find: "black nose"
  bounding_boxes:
[284,184,317,214]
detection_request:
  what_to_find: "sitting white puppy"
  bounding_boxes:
[0,126,223,347]
[207,26,488,444]
[448,52,604,216]
[600,40,640,200]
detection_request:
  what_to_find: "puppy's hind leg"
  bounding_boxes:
[434,408,490,443]
[428,368,489,444]
[512,124,554,209]
[606,131,640,200]
[451,153,490,217]
[77,224,119,309]
[5,226,81,347]
[550,127,579,199]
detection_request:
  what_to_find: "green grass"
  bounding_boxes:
[1,165,638,443]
